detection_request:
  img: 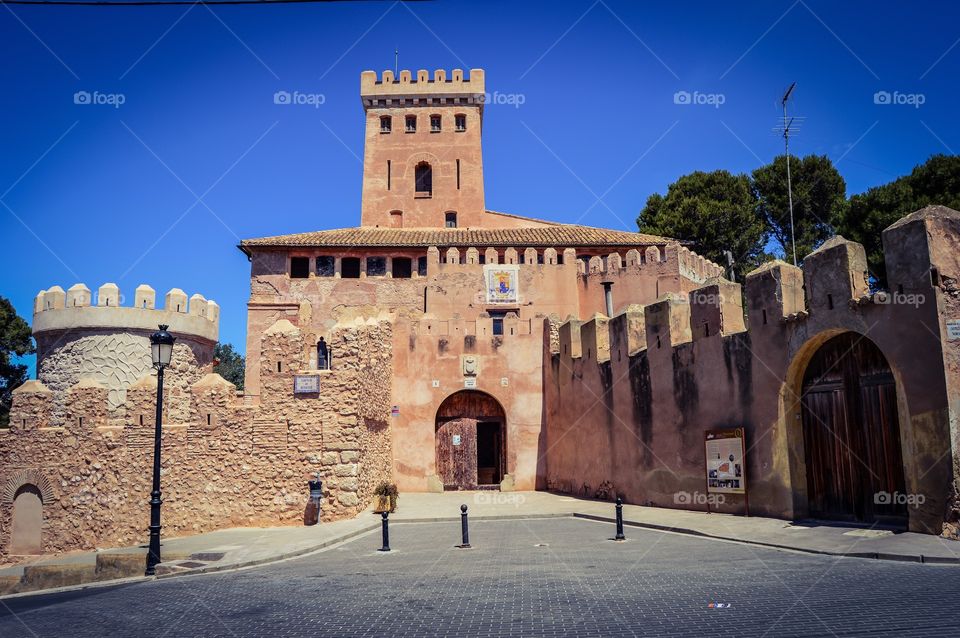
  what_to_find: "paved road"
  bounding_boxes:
[1,518,958,637]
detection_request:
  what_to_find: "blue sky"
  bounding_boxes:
[1,0,957,370]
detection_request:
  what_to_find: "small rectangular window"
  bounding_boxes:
[341,257,361,278]
[405,115,416,133]
[290,257,310,278]
[445,212,457,228]
[316,256,335,277]
[392,257,412,278]
[430,114,441,132]
[417,256,428,276]
[366,256,387,277]
[455,114,466,132]
[380,116,391,133]
[490,311,507,337]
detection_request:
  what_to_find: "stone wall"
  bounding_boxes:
[544,206,960,536]
[0,318,394,563]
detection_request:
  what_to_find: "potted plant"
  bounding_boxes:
[373,482,399,513]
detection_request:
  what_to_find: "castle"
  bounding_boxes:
[2,68,959,561]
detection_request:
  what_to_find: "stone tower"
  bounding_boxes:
[32,283,219,425]
[359,68,486,229]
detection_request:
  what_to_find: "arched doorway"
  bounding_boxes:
[435,391,506,490]
[800,332,907,525]
[10,484,43,555]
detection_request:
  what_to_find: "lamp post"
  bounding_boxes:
[146,324,175,576]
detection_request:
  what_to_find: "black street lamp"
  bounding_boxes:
[146,324,175,576]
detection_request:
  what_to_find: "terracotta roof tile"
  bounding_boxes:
[240,222,673,250]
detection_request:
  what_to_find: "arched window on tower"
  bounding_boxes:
[415,162,433,198]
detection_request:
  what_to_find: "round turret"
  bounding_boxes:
[32,283,219,424]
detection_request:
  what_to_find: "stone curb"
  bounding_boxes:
[571,513,960,565]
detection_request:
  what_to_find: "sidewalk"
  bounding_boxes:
[2,491,958,598]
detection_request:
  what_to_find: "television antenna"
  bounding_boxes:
[394,48,399,76]
[779,82,798,266]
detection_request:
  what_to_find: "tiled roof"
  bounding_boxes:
[240,223,672,251]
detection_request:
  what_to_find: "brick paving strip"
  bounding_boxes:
[2,491,958,598]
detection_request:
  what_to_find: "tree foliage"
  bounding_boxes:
[752,154,847,263]
[636,170,766,281]
[838,154,960,284]
[0,297,35,428]
[213,342,245,391]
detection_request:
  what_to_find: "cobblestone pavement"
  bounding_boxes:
[2,518,958,637]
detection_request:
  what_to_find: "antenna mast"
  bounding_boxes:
[781,82,797,266]
[394,48,398,76]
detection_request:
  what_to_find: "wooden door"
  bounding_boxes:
[801,333,907,524]
[436,417,478,490]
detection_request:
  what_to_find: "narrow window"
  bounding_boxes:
[290,256,310,278]
[455,114,466,132]
[827,293,834,310]
[430,114,441,132]
[405,115,416,133]
[387,160,391,190]
[341,257,361,278]
[392,257,412,278]
[479,253,486,265]
[762,309,767,325]
[366,256,387,276]
[456,159,460,190]
[490,311,508,337]
[417,256,428,276]
[557,252,564,265]
[316,256,335,277]
[139,414,143,426]
[380,115,391,133]
[206,413,211,426]
[415,162,432,197]
[445,212,457,228]
[277,361,282,372]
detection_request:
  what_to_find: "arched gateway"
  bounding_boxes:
[800,332,907,525]
[435,390,506,490]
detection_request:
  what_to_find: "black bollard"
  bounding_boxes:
[378,511,391,552]
[458,504,471,548]
[614,497,626,541]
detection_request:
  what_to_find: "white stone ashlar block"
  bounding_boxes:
[98,283,120,307]
[166,288,188,313]
[189,293,208,318]
[206,300,220,323]
[44,286,65,310]
[135,284,156,309]
[66,284,91,308]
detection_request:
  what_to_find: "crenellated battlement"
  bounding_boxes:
[553,231,930,366]
[33,283,218,343]
[360,68,485,102]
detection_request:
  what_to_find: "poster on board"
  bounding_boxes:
[705,428,746,494]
